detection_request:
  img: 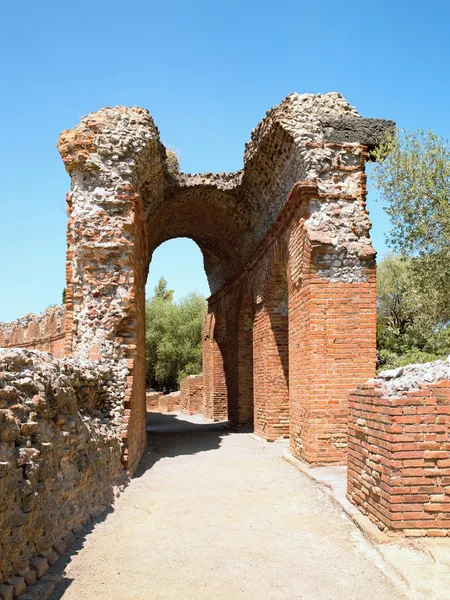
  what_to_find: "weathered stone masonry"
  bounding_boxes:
[0,348,125,590]
[1,92,410,590]
[54,91,393,470]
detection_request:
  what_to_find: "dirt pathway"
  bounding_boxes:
[50,413,403,600]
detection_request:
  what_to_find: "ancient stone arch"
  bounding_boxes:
[56,92,393,471]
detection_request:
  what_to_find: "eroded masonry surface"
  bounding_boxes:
[2,90,449,596]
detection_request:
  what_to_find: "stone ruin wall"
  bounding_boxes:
[347,360,450,536]
[145,391,181,413]
[0,348,126,591]
[145,391,163,412]
[0,306,66,358]
[55,92,394,471]
[11,90,449,581]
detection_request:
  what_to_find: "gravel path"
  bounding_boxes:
[50,413,403,600]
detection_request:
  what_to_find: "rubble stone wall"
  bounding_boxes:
[0,349,126,589]
[347,361,450,536]
[0,306,66,358]
[164,392,181,413]
[145,391,163,411]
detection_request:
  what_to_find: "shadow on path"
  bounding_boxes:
[133,411,232,477]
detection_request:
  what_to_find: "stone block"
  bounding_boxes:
[41,549,59,566]
[18,567,36,586]
[53,540,68,556]
[27,579,55,600]
[7,576,26,598]
[29,557,48,579]
[0,584,14,600]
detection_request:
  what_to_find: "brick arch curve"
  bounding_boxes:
[57,94,392,471]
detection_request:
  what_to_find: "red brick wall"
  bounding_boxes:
[205,181,376,459]
[253,263,289,440]
[288,272,377,463]
[165,392,181,412]
[179,375,204,415]
[146,392,163,411]
[348,380,450,536]
[146,392,181,413]
[236,293,254,428]
[202,311,229,422]
[0,306,66,358]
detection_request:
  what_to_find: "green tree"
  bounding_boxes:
[153,277,174,302]
[376,254,450,370]
[371,129,450,370]
[371,128,450,326]
[145,278,206,391]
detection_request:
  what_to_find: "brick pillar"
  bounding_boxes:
[288,265,377,463]
[202,311,228,421]
[236,293,254,428]
[253,265,289,441]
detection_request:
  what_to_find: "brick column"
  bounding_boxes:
[253,265,289,441]
[202,311,228,421]
[288,266,377,463]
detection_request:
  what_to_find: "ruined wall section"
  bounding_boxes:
[286,144,378,462]
[348,361,450,536]
[243,93,373,251]
[58,107,166,471]
[0,306,66,358]
[58,106,164,361]
[146,391,181,413]
[140,92,392,295]
[179,374,204,415]
[206,171,377,458]
[56,94,392,467]
[0,349,126,589]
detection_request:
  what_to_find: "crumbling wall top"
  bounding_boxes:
[370,358,450,396]
[57,92,394,295]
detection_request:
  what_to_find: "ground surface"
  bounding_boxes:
[50,413,403,600]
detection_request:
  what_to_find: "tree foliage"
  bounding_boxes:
[371,129,450,370]
[371,129,450,326]
[376,254,450,370]
[145,278,207,391]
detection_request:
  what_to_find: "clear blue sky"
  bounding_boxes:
[1,0,449,321]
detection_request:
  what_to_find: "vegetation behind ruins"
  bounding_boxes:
[372,128,450,370]
[145,277,207,391]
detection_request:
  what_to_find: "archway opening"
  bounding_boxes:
[144,237,210,405]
